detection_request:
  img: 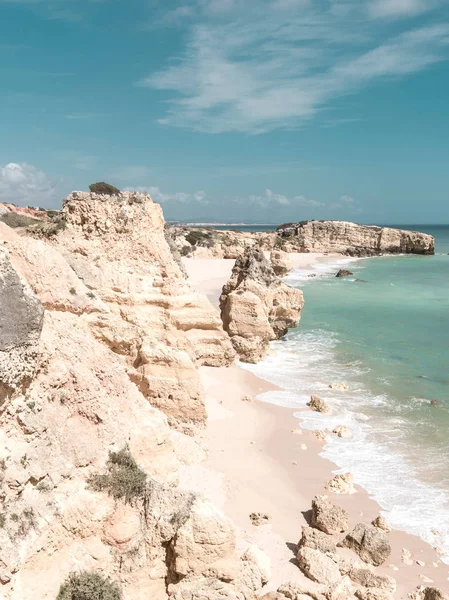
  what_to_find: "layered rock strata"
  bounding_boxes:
[276,220,434,256]
[219,248,304,363]
[0,191,249,600]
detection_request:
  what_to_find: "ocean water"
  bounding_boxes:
[242,225,449,561]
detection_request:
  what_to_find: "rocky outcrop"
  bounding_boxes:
[0,191,242,600]
[409,588,449,600]
[311,495,348,535]
[325,473,356,495]
[276,221,434,256]
[0,249,44,407]
[340,523,391,566]
[168,226,275,259]
[270,250,293,276]
[219,249,304,363]
[335,269,353,278]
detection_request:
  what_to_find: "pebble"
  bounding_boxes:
[416,560,426,567]
[301,444,307,450]
[389,564,399,571]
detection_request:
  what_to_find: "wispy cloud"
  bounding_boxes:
[125,185,209,205]
[140,1,449,133]
[368,0,439,19]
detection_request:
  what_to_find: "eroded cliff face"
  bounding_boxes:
[276,221,435,256]
[168,226,276,259]
[219,248,304,363]
[0,192,263,600]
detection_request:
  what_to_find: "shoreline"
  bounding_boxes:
[183,254,448,596]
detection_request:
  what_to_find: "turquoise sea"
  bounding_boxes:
[243,225,449,561]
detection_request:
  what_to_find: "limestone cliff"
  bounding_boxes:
[0,192,269,600]
[219,248,304,363]
[276,220,434,256]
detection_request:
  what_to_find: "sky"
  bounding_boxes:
[1,0,449,224]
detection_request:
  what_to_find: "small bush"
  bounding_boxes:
[185,229,212,246]
[88,447,147,504]
[0,212,40,228]
[57,571,122,600]
[89,182,120,196]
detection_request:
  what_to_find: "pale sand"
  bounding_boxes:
[182,255,449,596]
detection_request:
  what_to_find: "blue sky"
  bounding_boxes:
[1,0,449,223]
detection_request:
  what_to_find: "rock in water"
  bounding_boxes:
[308,395,331,414]
[333,425,352,439]
[336,269,353,278]
[276,220,435,256]
[0,248,44,407]
[340,523,391,566]
[311,495,348,535]
[219,248,304,363]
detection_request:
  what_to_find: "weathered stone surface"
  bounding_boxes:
[169,497,236,579]
[220,249,303,363]
[371,516,391,533]
[340,524,391,566]
[270,250,293,276]
[250,512,271,526]
[325,473,356,495]
[349,568,396,593]
[409,588,449,600]
[278,580,326,600]
[311,496,348,535]
[298,525,337,555]
[297,547,341,586]
[241,545,271,584]
[0,248,44,406]
[355,589,393,600]
[276,221,434,256]
[325,576,354,600]
[308,395,331,414]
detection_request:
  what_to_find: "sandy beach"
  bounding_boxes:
[182,255,449,597]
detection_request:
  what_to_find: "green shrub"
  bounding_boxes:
[89,182,120,196]
[57,571,122,600]
[88,447,146,504]
[185,229,212,246]
[0,212,40,228]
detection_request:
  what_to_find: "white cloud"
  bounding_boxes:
[247,188,323,208]
[368,0,437,19]
[141,2,449,133]
[126,185,209,205]
[0,162,58,207]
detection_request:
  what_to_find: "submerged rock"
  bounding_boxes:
[336,269,353,278]
[332,425,352,439]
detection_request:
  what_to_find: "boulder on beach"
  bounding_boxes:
[249,512,271,526]
[311,495,348,535]
[409,588,449,600]
[298,525,337,554]
[355,589,394,600]
[349,567,396,592]
[340,523,391,566]
[326,576,355,600]
[371,516,391,532]
[270,249,294,276]
[336,269,353,278]
[297,547,341,585]
[308,395,331,414]
[325,473,356,495]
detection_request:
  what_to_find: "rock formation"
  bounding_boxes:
[219,248,304,363]
[308,395,331,414]
[311,495,348,535]
[168,226,275,259]
[270,249,293,276]
[340,523,391,566]
[0,191,248,600]
[276,220,435,256]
